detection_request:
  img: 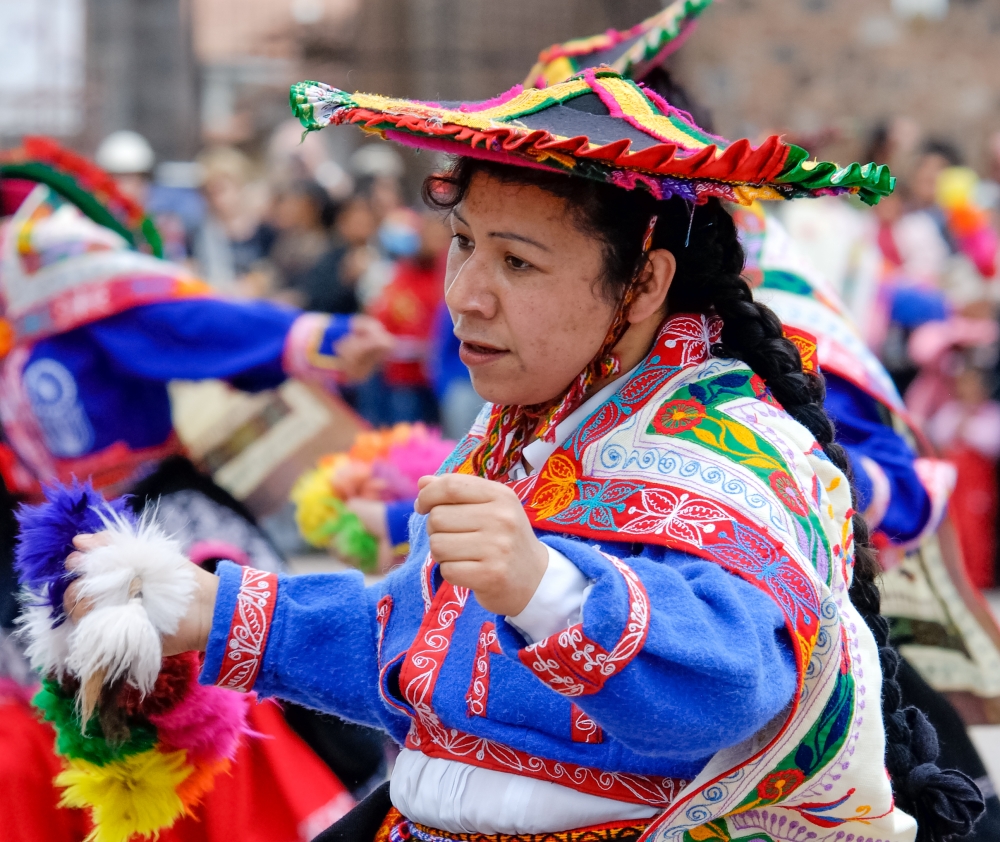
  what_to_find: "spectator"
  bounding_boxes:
[194,146,275,290]
[366,210,450,425]
[267,179,337,306]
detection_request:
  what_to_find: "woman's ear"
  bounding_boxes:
[627,248,676,325]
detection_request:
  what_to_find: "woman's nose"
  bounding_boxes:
[445,251,497,320]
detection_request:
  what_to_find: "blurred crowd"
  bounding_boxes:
[777,120,1000,593]
[96,123,480,445]
[99,117,1000,595]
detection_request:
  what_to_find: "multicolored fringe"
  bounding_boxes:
[289,71,894,207]
[378,808,652,842]
[525,0,713,88]
[291,423,456,569]
[15,482,253,842]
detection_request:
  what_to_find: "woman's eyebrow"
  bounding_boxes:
[488,231,550,252]
[452,208,551,252]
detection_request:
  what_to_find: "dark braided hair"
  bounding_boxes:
[425,158,983,840]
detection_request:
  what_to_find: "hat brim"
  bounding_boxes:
[291,71,893,206]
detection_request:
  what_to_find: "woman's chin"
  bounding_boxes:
[469,372,567,408]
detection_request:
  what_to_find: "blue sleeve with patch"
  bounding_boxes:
[824,373,930,543]
[84,299,349,391]
[494,535,798,762]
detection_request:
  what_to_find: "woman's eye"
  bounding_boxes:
[453,233,473,250]
[505,255,532,271]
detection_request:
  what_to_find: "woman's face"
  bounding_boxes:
[445,172,615,406]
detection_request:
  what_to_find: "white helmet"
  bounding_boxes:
[95,130,156,175]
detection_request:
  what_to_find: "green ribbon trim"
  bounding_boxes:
[777,145,895,206]
[0,162,163,256]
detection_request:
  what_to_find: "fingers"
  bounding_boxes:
[415,474,504,514]
[72,531,112,552]
[63,531,112,619]
[62,580,94,624]
[438,559,491,591]
[425,501,498,535]
[428,531,485,565]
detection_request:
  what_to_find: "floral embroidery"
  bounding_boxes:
[768,470,809,517]
[650,398,706,435]
[622,489,730,547]
[756,768,805,800]
[545,478,644,530]
[530,453,578,519]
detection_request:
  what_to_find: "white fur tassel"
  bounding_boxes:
[66,510,196,707]
[16,600,73,678]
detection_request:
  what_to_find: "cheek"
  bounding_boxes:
[478,281,611,405]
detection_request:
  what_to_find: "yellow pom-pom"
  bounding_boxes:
[56,748,192,842]
[936,166,978,211]
[290,467,341,548]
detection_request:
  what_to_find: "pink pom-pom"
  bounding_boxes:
[150,681,254,763]
[385,429,457,492]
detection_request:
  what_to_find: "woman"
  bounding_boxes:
[66,73,979,841]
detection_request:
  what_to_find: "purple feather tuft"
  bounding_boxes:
[14,480,134,621]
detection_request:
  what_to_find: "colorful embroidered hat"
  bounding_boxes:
[525,0,712,90]
[0,139,208,343]
[0,136,161,256]
[290,70,893,207]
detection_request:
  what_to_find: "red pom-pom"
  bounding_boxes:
[116,651,200,717]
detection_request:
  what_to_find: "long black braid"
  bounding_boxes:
[425,159,983,840]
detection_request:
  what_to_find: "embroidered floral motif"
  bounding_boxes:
[622,488,731,547]
[544,478,644,530]
[650,398,706,435]
[756,768,806,800]
[215,567,278,692]
[530,453,578,519]
[768,471,809,517]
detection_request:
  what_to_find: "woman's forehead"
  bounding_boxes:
[459,173,576,229]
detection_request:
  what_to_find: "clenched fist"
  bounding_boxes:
[415,474,548,616]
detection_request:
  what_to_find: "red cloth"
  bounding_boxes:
[0,692,354,842]
[371,257,446,387]
[0,686,88,842]
[947,445,997,590]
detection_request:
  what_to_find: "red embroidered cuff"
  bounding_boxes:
[517,555,650,697]
[213,567,279,692]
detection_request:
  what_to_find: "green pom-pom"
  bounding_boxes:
[331,510,380,573]
[33,679,157,765]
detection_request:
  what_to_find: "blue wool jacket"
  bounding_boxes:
[202,517,797,781]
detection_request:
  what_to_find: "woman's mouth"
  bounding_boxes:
[459,340,509,366]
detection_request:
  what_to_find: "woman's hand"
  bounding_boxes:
[415,474,548,616]
[335,315,395,383]
[345,497,397,573]
[64,533,221,657]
